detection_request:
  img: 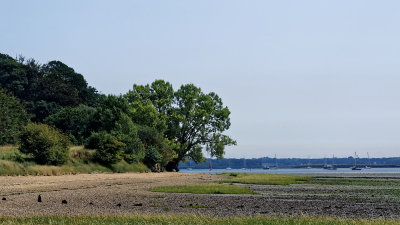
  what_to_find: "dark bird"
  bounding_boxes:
[38,195,42,202]
[89,202,93,205]
[117,203,121,207]
[2,197,6,201]
[62,200,67,204]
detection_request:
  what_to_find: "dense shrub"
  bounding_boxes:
[19,123,70,165]
[44,105,96,144]
[85,132,103,149]
[143,146,161,169]
[113,114,145,163]
[89,132,125,165]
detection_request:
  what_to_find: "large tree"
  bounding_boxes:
[165,84,236,171]
[125,80,236,171]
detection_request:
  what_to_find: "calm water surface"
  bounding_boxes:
[179,168,400,174]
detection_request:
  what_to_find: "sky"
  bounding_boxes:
[2,0,400,158]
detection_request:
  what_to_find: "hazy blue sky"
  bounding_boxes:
[2,0,400,158]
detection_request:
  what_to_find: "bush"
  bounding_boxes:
[44,105,96,145]
[89,132,125,165]
[85,132,103,149]
[19,123,70,165]
[143,146,161,168]
[113,113,145,163]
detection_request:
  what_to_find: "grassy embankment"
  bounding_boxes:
[0,145,149,175]
[221,172,313,185]
[0,215,398,225]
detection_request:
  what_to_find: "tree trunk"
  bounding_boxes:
[165,153,187,172]
[165,158,180,172]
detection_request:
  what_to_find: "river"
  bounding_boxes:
[179,167,400,175]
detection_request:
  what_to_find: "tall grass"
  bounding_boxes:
[0,215,398,225]
[222,173,313,185]
[0,145,150,175]
[152,183,255,194]
[0,145,20,160]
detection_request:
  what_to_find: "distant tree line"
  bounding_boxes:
[180,156,400,169]
[0,53,236,170]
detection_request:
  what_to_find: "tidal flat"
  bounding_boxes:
[1,172,400,221]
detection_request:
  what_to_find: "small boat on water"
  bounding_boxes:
[323,155,337,170]
[352,167,362,170]
[270,154,278,169]
[323,164,337,170]
[351,152,362,170]
[364,152,372,169]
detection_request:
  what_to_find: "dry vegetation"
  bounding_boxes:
[0,145,149,176]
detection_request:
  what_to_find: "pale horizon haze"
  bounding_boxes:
[2,0,400,158]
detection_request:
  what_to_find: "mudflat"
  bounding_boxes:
[1,172,400,218]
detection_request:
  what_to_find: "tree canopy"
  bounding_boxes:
[0,54,100,121]
[125,80,236,171]
[0,88,30,145]
[0,53,235,170]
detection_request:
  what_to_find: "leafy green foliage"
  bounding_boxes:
[0,54,100,122]
[170,84,236,163]
[112,113,145,163]
[89,132,125,165]
[0,54,30,98]
[19,123,70,165]
[0,89,30,145]
[143,146,161,168]
[1,52,235,171]
[125,80,236,170]
[125,80,174,114]
[26,100,61,122]
[44,105,96,144]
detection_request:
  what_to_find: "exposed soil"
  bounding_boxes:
[1,172,400,218]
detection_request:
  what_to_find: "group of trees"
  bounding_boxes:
[0,53,236,171]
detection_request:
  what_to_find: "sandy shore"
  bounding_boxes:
[1,172,400,218]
